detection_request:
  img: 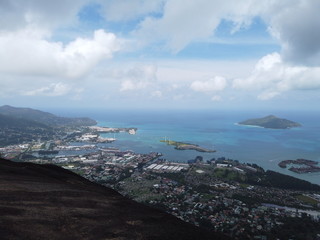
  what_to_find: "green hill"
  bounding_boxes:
[0,113,50,129]
[238,115,301,129]
[0,105,96,127]
[0,105,97,146]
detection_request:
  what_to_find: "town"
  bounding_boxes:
[1,127,320,239]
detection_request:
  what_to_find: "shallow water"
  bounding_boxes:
[54,109,320,185]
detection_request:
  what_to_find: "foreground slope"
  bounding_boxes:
[0,158,227,240]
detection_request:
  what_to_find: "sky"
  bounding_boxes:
[0,0,320,111]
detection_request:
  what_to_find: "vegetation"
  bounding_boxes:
[238,115,301,129]
[245,170,320,191]
[213,168,247,182]
[296,194,319,206]
[267,215,320,240]
[160,139,215,152]
[0,105,97,146]
[154,171,186,185]
[0,105,96,127]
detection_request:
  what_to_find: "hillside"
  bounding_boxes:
[0,113,50,129]
[0,158,227,240]
[0,114,55,146]
[0,105,97,146]
[238,115,301,129]
[0,105,96,127]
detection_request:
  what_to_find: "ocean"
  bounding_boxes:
[54,109,320,185]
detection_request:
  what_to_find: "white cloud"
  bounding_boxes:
[190,76,227,92]
[134,0,261,52]
[233,52,320,99]
[0,28,120,78]
[22,82,71,96]
[133,0,320,68]
[262,0,320,66]
[1,0,320,108]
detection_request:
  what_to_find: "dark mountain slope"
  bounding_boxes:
[0,158,227,240]
[0,105,96,127]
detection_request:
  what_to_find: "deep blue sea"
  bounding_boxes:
[53,109,320,185]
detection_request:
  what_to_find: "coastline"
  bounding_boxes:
[234,123,265,128]
[90,111,320,185]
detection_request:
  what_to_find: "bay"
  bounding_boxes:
[54,109,320,185]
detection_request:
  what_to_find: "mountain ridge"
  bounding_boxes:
[0,105,97,146]
[0,105,96,127]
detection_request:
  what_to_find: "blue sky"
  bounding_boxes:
[0,0,320,111]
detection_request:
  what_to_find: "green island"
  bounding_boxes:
[238,115,301,129]
[160,139,216,153]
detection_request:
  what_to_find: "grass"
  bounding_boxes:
[239,183,250,188]
[120,177,163,202]
[295,194,319,205]
[213,168,246,182]
[200,193,215,202]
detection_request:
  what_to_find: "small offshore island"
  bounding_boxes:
[279,159,320,174]
[238,115,301,129]
[160,139,216,153]
[89,126,137,134]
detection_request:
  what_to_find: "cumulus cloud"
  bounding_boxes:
[134,0,260,52]
[190,76,227,92]
[233,52,320,99]
[133,0,320,67]
[263,0,320,66]
[0,28,120,78]
[1,0,320,107]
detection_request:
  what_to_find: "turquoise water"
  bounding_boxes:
[55,109,320,185]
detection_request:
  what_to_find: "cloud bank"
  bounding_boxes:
[1,0,320,108]
[0,28,120,78]
[233,53,320,100]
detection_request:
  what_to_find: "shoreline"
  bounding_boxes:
[234,123,265,129]
[92,118,320,185]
